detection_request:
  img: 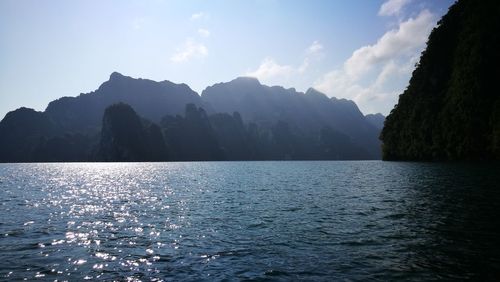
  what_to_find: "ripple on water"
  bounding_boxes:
[0,161,499,280]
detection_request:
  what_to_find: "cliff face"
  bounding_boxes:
[202,79,382,159]
[381,0,500,161]
[97,103,168,161]
[45,72,202,133]
[0,108,57,162]
[0,73,385,162]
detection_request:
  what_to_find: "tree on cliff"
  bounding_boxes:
[381,0,500,161]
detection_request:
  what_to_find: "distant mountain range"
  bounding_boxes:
[0,73,384,162]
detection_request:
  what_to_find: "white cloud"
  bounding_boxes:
[245,41,320,84]
[198,28,210,38]
[314,9,437,114]
[190,12,208,21]
[170,39,208,63]
[246,57,295,80]
[245,57,312,90]
[379,0,411,17]
[314,65,404,114]
[307,40,323,55]
[345,9,434,78]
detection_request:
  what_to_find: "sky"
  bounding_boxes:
[0,0,455,119]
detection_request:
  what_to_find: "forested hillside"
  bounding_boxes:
[381,0,500,161]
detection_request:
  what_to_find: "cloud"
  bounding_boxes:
[246,58,295,80]
[190,12,208,21]
[344,9,434,78]
[307,40,323,55]
[314,10,437,114]
[314,63,405,114]
[170,39,208,63]
[245,41,321,84]
[379,0,411,17]
[198,28,210,38]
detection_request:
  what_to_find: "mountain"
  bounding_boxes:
[97,103,168,161]
[0,108,58,162]
[0,73,383,162]
[0,73,202,162]
[365,113,385,130]
[381,0,500,161]
[161,104,223,161]
[202,78,381,158]
[45,72,202,133]
[209,112,253,160]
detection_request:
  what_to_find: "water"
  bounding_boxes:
[0,161,499,281]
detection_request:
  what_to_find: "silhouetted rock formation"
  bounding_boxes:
[203,79,381,158]
[161,104,223,161]
[381,0,500,161]
[97,103,168,161]
[0,73,384,162]
[146,123,169,161]
[45,72,201,133]
[0,108,57,162]
[209,112,253,160]
[33,133,94,162]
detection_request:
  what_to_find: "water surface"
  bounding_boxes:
[0,161,499,280]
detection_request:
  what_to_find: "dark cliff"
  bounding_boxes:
[0,73,384,162]
[381,0,500,161]
[97,103,168,161]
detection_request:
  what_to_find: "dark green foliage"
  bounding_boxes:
[492,100,500,157]
[381,0,500,161]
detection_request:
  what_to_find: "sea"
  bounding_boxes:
[0,161,499,281]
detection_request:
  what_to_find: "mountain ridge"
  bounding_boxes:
[0,73,385,162]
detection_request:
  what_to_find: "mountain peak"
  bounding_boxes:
[305,87,326,96]
[231,76,261,85]
[365,113,386,130]
[109,72,125,81]
[366,113,385,119]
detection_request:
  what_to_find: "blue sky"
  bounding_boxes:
[0,0,455,119]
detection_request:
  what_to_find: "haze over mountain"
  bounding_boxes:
[0,73,384,162]
[203,77,381,158]
[45,72,202,133]
[0,1,455,121]
[365,113,385,130]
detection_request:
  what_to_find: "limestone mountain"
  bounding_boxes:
[0,73,384,161]
[381,0,500,161]
[202,78,381,158]
[45,72,202,133]
[97,103,168,161]
[365,113,385,130]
